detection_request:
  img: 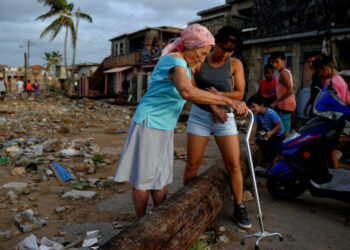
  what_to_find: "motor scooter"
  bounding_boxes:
[267,84,350,225]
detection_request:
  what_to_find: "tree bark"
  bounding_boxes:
[64,24,69,95]
[101,143,260,250]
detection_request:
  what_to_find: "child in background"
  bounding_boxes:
[33,79,40,99]
[313,54,350,169]
[248,95,285,168]
[270,52,296,137]
[259,64,276,107]
[314,54,350,106]
[26,80,32,97]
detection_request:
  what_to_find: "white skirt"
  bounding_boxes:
[114,119,174,190]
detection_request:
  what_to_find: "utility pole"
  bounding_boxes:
[70,7,80,96]
[27,40,30,68]
[24,40,30,84]
[24,52,27,85]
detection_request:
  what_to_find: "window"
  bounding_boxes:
[119,42,124,55]
[114,43,119,57]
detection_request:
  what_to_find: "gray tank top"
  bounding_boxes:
[194,57,232,112]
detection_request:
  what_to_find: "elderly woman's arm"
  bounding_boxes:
[172,66,248,116]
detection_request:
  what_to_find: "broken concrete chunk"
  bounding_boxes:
[14,209,48,233]
[0,231,11,241]
[6,190,18,204]
[87,178,100,185]
[1,182,28,190]
[61,190,97,200]
[55,206,66,214]
[17,234,39,250]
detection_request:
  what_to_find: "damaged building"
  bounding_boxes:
[190,0,350,118]
[88,26,182,102]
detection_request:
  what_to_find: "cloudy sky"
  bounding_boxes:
[0,0,225,67]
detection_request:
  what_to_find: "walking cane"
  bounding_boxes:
[241,109,283,249]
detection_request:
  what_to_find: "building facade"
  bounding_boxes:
[190,0,350,118]
[89,26,182,102]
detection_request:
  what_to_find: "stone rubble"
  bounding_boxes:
[14,209,48,233]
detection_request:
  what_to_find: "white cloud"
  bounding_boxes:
[0,0,225,66]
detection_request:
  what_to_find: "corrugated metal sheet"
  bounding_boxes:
[104,66,132,73]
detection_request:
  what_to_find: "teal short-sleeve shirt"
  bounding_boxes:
[133,54,191,130]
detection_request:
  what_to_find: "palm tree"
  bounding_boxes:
[43,50,62,71]
[36,0,92,94]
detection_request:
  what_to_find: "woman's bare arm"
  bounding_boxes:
[171,66,248,115]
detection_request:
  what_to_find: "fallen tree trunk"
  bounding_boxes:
[102,143,260,250]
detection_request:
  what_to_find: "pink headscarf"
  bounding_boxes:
[161,24,215,57]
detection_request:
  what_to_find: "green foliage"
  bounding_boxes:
[92,154,104,165]
[43,50,62,71]
[71,181,89,189]
[188,240,208,250]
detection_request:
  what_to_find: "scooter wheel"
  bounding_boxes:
[280,236,284,242]
[241,240,245,246]
[255,245,259,250]
[267,175,308,200]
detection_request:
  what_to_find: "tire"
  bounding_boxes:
[267,173,308,200]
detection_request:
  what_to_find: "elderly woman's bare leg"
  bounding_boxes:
[132,188,149,217]
[151,186,168,207]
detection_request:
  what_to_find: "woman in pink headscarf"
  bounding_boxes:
[115,24,248,217]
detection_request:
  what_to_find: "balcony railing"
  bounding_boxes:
[104,52,141,68]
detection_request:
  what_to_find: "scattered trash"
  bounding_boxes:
[218,234,230,243]
[243,190,254,202]
[59,148,78,156]
[14,209,48,233]
[40,236,64,250]
[25,163,38,173]
[11,167,27,176]
[0,231,11,241]
[112,129,126,134]
[17,234,39,250]
[50,162,74,182]
[0,157,8,164]
[174,147,187,159]
[82,230,100,249]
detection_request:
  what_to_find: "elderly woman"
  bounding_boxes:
[114,24,248,217]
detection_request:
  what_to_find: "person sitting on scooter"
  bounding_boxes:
[248,95,285,168]
[313,54,350,169]
[313,54,350,106]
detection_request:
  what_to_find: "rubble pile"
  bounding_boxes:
[0,96,135,247]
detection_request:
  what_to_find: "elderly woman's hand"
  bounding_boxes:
[230,100,249,116]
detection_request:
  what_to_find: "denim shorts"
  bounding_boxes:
[186,104,238,137]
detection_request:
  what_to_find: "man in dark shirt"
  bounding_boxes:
[122,77,130,104]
